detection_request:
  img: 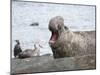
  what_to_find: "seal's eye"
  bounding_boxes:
[58,24,62,30]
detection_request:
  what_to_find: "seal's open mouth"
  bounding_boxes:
[49,31,59,44]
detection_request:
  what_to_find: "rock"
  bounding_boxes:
[30,22,39,26]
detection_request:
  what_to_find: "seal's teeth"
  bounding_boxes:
[49,40,55,44]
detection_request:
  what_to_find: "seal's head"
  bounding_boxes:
[49,16,68,44]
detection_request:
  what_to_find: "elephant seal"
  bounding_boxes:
[18,44,40,59]
[14,40,22,58]
[49,16,96,58]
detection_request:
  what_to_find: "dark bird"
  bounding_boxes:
[14,40,22,58]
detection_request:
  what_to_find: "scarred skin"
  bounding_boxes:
[49,16,96,58]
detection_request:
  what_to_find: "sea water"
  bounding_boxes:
[12,1,95,57]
